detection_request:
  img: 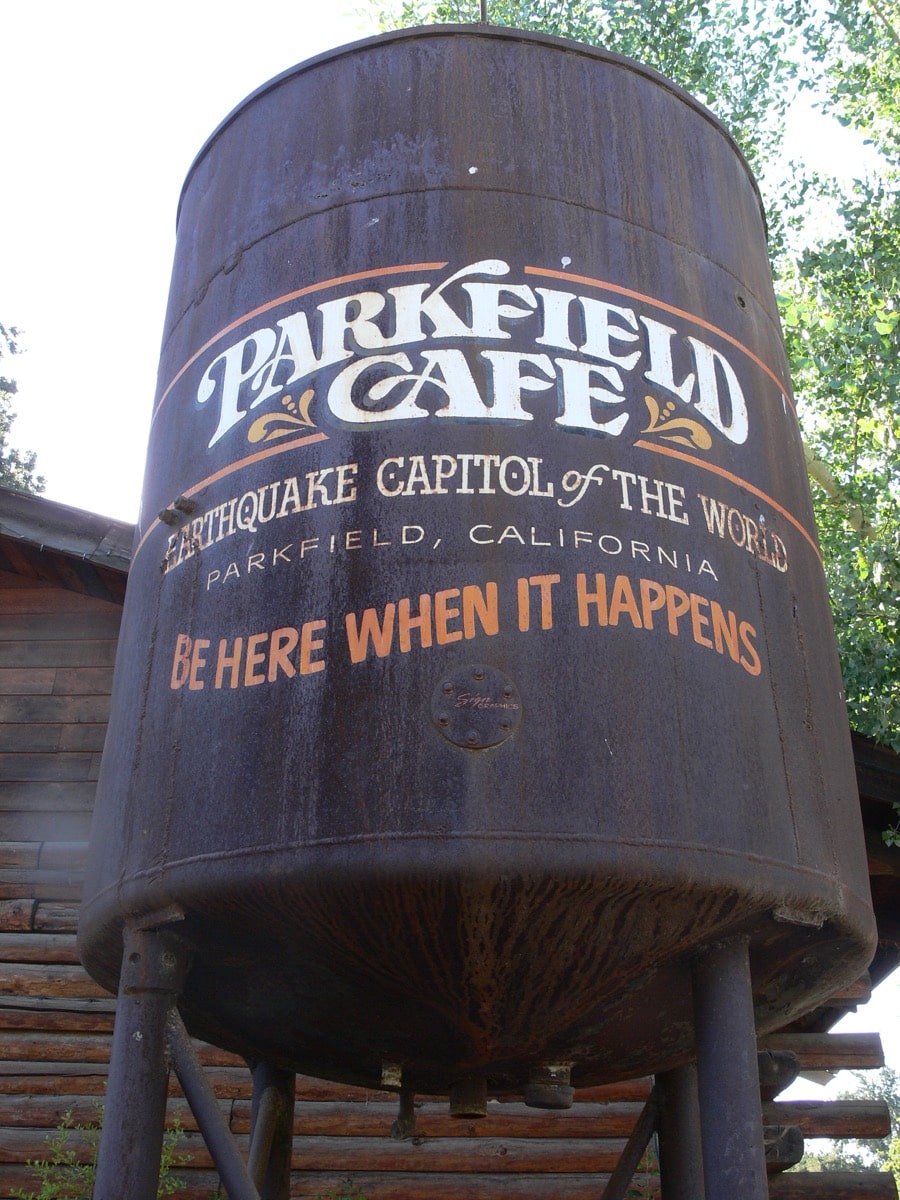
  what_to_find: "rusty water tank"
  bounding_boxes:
[79,26,876,1097]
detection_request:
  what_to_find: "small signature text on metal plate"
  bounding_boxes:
[431,664,522,749]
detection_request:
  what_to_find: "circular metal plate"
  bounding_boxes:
[431,665,522,749]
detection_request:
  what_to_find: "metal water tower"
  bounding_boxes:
[80,26,876,1199]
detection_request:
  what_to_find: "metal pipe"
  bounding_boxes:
[249,1060,296,1199]
[657,1063,705,1200]
[692,936,769,1200]
[391,1087,417,1140]
[93,925,192,1200]
[167,1009,261,1200]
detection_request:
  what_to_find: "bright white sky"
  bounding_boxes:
[2,1,376,521]
[3,0,897,1106]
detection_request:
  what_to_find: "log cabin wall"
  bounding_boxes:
[0,488,127,1194]
[0,486,897,1198]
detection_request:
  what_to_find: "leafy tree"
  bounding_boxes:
[781,181,900,753]
[0,323,44,494]
[802,0,900,162]
[780,0,900,755]
[370,0,900,759]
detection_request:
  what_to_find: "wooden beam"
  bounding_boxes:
[0,1005,116,1032]
[0,639,118,669]
[0,693,112,724]
[231,1100,647,1139]
[0,1066,111,1093]
[0,1168,662,1200]
[0,1030,238,1065]
[0,899,34,931]
[0,753,98,785]
[0,964,107,999]
[0,844,39,869]
[33,902,80,931]
[1,1094,207,1132]
[759,1033,884,1070]
[763,1099,892,1140]
[0,932,80,963]
[37,842,89,870]
[0,781,98,813]
[0,1128,632,1174]
[0,723,107,753]
[824,973,872,1003]
[0,993,116,1012]
[769,1171,898,1198]
[0,613,122,643]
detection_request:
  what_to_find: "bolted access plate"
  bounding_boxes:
[431,664,522,749]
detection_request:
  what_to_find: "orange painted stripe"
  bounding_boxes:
[152,261,449,422]
[633,439,821,563]
[133,431,328,563]
[524,265,794,411]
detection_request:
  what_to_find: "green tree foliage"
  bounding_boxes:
[781,181,900,752]
[0,323,44,494]
[803,0,900,160]
[370,0,900,757]
[783,0,900,755]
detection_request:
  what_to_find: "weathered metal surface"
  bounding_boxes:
[79,25,876,1096]
[657,1063,705,1200]
[168,1009,261,1200]
[693,937,769,1200]
[92,927,192,1200]
[524,1063,574,1110]
[248,1060,295,1200]
[598,1085,660,1200]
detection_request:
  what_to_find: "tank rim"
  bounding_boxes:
[175,22,765,231]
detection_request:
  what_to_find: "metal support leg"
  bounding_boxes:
[249,1060,296,1199]
[657,1063,705,1200]
[692,936,769,1200]
[167,1009,261,1200]
[93,924,192,1200]
[600,1086,660,1200]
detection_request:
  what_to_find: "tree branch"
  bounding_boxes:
[803,441,877,540]
[866,0,900,51]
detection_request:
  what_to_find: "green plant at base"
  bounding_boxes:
[12,1108,185,1200]
[315,1181,367,1200]
[624,1147,661,1199]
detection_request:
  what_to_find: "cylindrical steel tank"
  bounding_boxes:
[79,25,876,1096]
